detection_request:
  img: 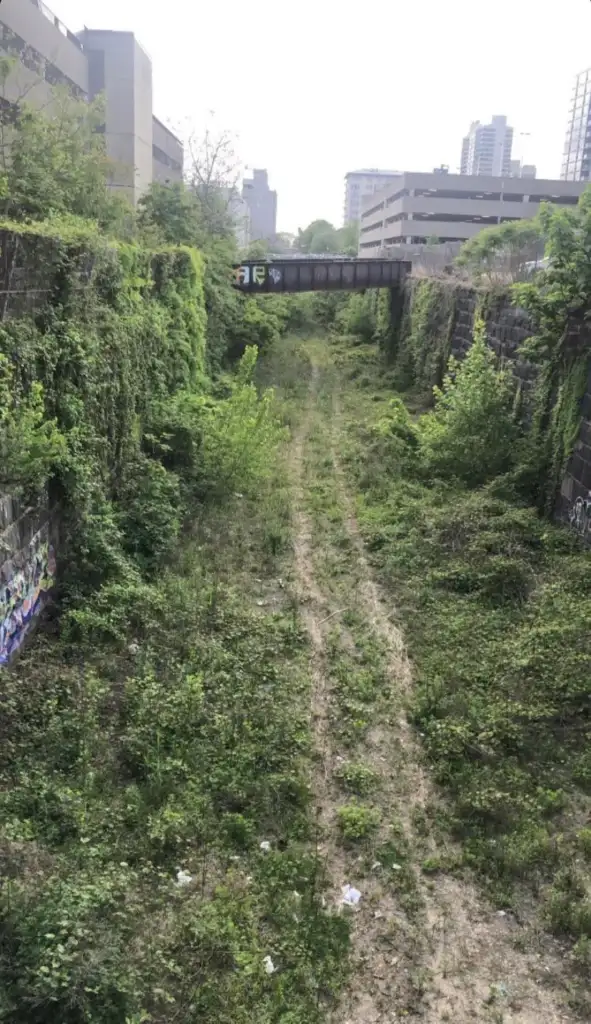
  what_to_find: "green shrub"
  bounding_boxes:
[337,803,380,841]
[336,292,377,342]
[0,360,66,499]
[335,762,380,795]
[419,316,518,485]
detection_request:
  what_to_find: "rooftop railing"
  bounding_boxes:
[28,0,84,51]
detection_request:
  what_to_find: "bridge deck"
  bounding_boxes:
[233,258,410,293]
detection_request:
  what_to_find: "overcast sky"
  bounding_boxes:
[50,0,591,233]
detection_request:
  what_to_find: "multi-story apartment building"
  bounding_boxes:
[460,116,513,177]
[510,160,537,179]
[358,171,586,253]
[0,0,183,204]
[343,169,401,225]
[562,67,591,181]
[242,169,277,241]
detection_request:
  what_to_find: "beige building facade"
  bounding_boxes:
[0,0,183,205]
[358,171,587,254]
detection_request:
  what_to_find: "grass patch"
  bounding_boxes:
[0,339,350,1024]
[334,334,591,944]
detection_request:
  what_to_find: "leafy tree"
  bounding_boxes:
[242,239,269,260]
[0,70,134,232]
[297,219,339,253]
[297,219,358,256]
[338,221,359,255]
[456,219,544,282]
[138,181,203,248]
[514,189,591,362]
[419,316,518,485]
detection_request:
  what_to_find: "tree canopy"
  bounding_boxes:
[297,219,359,256]
[456,218,545,281]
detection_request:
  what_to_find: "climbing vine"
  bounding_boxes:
[0,221,208,596]
[513,192,591,512]
[390,279,458,394]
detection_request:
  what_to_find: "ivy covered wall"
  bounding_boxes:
[383,276,591,535]
[0,222,207,658]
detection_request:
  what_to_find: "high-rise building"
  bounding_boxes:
[460,116,513,177]
[343,169,401,225]
[562,68,591,181]
[0,0,183,204]
[242,169,277,241]
[510,160,537,179]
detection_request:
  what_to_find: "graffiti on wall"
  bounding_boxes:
[233,265,282,288]
[569,491,591,538]
[232,264,266,288]
[0,533,56,666]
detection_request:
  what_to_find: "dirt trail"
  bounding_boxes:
[290,350,575,1024]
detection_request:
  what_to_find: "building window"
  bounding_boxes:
[0,24,85,97]
[152,144,182,174]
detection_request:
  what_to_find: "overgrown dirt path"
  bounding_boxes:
[288,339,574,1024]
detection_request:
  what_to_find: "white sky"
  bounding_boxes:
[50,0,591,233]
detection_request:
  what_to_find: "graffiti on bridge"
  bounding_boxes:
[569,491,591,538]
[0,531,56,666]
[233,265,282,288]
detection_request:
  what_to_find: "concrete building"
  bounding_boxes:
[0,0,183,204]
[152,116,184,186]
[460,116,513,177]
[343,169,401,225]
[358,171,586,254]
[562,67,591,181]
[242,169,277,241]
[510,160,537,179]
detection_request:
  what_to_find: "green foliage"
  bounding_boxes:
[297,219,358,256]
[227,296,289,361]
[297,219,338,253]
[336,291,377,343]
[138,181,244,372]
[0,99,355,1022]
[509,189,591,510]
[0,355,66,498]
[340,341,591,942]
[0,225,208,597]
[0,541,349,1022]
[242,239,269,260]
[158,347,287,504]
[419,316,518,485]
[335,761,380,795]
[456,219,544,281]
[0,90,135,234]
[393,278,460,391]
[337,803,381,841]
[138,181,205,248]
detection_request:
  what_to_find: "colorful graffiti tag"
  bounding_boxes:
[0,537,56,666]
[233,265,277,288]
